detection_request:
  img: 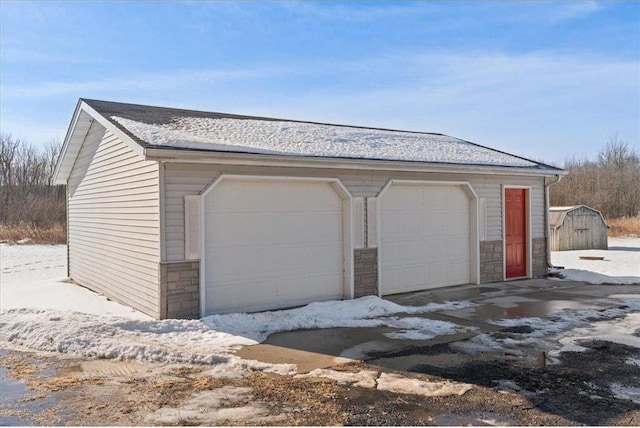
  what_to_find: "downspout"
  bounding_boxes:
[66,181,70,278]
[544,174,562,268]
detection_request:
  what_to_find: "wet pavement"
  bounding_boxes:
[0,363,33,426]
[0,349,58,426]
[235,278,640,372]
[1,279,638,426]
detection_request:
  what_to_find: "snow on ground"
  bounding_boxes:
[296,369,474,397]
[0,244,146,318]
[610,384,640,404]
[112,115,539,167]
[553,311,640,354]
[0,244,473,369]
[2,239,639,375]
[296,368,379,389]
[0,298,474,367]
[551,237,640,284]
[204,297,474,343]
[145,385,280,425]
[376,372,473,397]
[452,299,640,358]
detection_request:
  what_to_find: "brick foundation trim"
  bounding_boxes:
[159,261,200,319]
[532,237,547,277]
[480,240,503,283]
[354,248,378,297]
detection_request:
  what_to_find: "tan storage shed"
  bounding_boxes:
[549,206,608,251]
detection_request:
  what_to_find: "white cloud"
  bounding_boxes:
[0,66,295,99]
[549,1,603,23]
[1,49,637,160]
[276,2,439,22]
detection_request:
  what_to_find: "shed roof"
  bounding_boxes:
[549,205,608,229]
[54,99,566,184]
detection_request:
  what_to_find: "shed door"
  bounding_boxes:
[379,183,471,295]
[203,178,345,315]
[505,188,527,278]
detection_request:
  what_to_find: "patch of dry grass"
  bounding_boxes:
[0,223,66,244]
[607,216,640,237]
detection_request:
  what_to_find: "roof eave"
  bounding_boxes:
[53,100,146,185]
[144,147,567,177]
[53,100,85,185]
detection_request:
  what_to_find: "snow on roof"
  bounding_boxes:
[111,115,541,167]
[549,206,581,211]
[83,99,559,169]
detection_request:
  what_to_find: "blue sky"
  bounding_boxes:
[1,1,638,165]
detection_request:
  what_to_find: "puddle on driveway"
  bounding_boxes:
[0,349,59,426]
[371,342,548,374]
[0,365,34,426]
[440,297,617,323]
[389,286,507,306]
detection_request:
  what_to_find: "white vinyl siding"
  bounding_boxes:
[163,163,545,261]
[164,166,216,262]
[68,123,160,318]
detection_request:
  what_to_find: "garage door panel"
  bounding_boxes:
[208,181,342,213]
[446,187,469,205]
[447,210,470,233]
[400,265,426,289]
[401,213,424,235]
[204,179,346,315]
[208,241,341,282]
[211,273,342,314]
[395,238,423,261]
[211,284,241,312]
[380,241,402,264]
[428,264,448,286]
[384,215,402,235]
[208,212,342,246]
[426,238,451,261]
[380,183,471,295]
[424,211,449,235]
[448,236,470,258]
[399,186,425,208]
[381,268,400,290]
[431,187,452,206]
[449,262,470,284]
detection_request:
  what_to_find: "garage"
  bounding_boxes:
[379,181,474,295]
[201,176,350,315]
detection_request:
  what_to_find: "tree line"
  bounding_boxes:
[1,131,638,234]
[0,134,65,228]
[550,134,640,219]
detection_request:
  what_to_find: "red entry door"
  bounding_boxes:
[505,188,527,278]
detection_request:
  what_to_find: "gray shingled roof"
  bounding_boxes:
[83,99,563,171]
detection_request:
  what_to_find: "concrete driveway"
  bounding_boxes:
[235,278,639,372]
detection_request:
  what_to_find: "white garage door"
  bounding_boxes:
[203,178,346,315]
[379,183,470,295]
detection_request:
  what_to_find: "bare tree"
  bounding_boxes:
[0,133,66,227]
[0,134,20,219]
[597,134,640,217]
[551,134,640,218]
